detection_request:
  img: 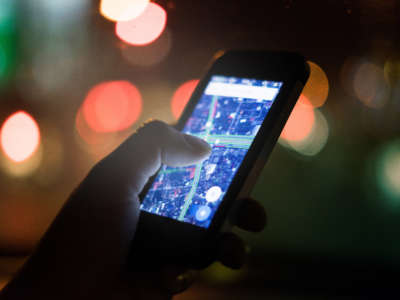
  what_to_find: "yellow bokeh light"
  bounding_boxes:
[100,0,150,22]
[384,58,400,86]
[1,144,43,177]
[377,140,400,202]
[301,61,329,108]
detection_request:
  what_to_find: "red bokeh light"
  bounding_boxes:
[281,95,315,142]
[115,2,167,46]
[0,111,41,163]
[171,79,199,120]
[82,80,142,133]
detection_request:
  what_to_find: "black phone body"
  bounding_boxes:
[131,50,309,268]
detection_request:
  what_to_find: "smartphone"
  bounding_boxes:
[131,50,309,267]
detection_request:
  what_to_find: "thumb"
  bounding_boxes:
[99,120,211,195]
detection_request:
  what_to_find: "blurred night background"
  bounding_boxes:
[0,0,400,298]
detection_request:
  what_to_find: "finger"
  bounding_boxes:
[103,120,211,194]
[234,198,267,232]
[217,232,246,269]
[160,265,198,295]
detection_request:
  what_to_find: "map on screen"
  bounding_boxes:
[140,75,282,228]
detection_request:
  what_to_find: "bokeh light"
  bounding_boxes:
[280,95,315,142]
[0,143,42,177]
[0,0,17,84]
[75,107,127,162]
[375,140,400,203]
[353,62,389,109]
[171,79,199,120]
[201,262,246,284]
[300,61,329,108]
[1,111,41,163]
[281,109,329,156]
[82,80,142,133]
[33,126,65,186]
[115,2,167,46]
[36,0,89,26]
[384,58,400,85]
[100,0,149,22]
[120,29,172,66]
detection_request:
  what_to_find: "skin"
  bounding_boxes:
[0,120,266,300]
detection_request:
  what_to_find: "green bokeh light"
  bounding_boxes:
[376,140,400,204]
[0,0,17,85]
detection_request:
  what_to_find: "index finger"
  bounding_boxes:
[233,197,267,232]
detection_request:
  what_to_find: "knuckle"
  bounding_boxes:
[138,120,169,137]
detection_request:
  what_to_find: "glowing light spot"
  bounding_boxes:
[100,0,149,22]
[376,141,400,203]
[205,186,222,203]
[171,79,199,120]
[353,62,389,109]
[1,111,40,163]
[75,108,128,162]
[37,0,89,25]
[1,144,42,177]
[280,109,329,156]
[280,95,315,142]
[82,80,142,133]
[384,58,400,86]
[115,3,166,46]
[300,61,329,108]
[121,29,172,66]
[195,205,211,222]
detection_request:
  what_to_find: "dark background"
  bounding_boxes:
[0,0,400,298]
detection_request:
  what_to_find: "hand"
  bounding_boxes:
[0,120,266,300]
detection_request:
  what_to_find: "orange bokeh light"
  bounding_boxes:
[82,80,142,133]
[115,2,166,46]
[300,61,329,108]
[281,95,315,142]
[0,111,41,163]
[171,79,199,120]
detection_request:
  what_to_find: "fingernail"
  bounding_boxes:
[183,134,211,154]
[170,271,197,294]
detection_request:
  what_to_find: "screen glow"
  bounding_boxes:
[141,76,282,228]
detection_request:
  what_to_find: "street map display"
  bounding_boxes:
[141,75,282,228]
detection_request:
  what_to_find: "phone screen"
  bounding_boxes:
[141,75,283,228]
